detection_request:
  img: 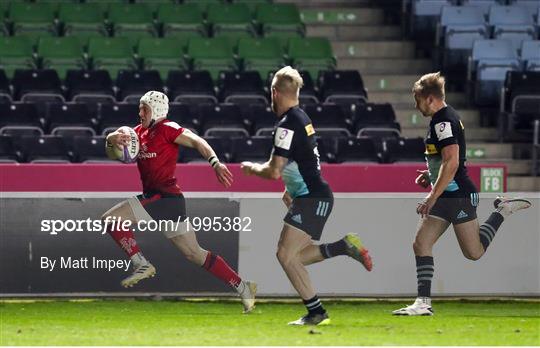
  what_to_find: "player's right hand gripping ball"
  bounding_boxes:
[113,126,140,163]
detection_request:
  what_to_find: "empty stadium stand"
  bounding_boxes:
[0,0,538,190]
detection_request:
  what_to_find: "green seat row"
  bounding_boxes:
[1,1,273,13]
[0,35,334,81]
[2,2,300,44]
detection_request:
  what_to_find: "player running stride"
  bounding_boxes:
[103,91,256,313]
[241,66,373,326]
[393,73,531,316]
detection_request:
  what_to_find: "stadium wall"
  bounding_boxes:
[2,163,538,297]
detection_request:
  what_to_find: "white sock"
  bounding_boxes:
[130,253,148,269]
[417,297,431,306]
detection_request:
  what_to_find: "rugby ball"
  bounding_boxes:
[113,126,140,163]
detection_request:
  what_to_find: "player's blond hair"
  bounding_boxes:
[413,72,446,100]
[272,66,304,98]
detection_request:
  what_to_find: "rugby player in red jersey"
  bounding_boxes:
[103,91,256,313]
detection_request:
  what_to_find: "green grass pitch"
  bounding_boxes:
[1,299,539,345]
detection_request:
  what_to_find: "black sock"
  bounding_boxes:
[479,212,504,251]
[319,239,347,259]
[303,295,326,316]
[416,256,434,298]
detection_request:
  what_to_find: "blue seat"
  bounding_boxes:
[512,0,540,12]
[461,0,502,17]
[439,5,488,70]
[489,5,536,52]
[489,5,535,26]
[412,0,453,38]
[521,40,540,71]
[471,39,521,106]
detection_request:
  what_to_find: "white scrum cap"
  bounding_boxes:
[140,91,169,121]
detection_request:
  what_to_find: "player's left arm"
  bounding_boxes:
[174,129,233,187]
[241,154,288,180]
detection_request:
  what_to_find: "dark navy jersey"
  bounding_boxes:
[272,106,330,198]
[425,105,477,195]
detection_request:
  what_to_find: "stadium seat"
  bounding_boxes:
[411,0,452,40]
[0,70,11,103]
[502,70,540,113]
[242,104,276,136]
[107,3,157,47]
[58,3,107,39]
[237,37,284,81]
[0,37,35,78]
[198,103,249,137]
[207,3,255,39]
[65,69,115,104]
[298,70,319,105]
[489,5,536,52]
[438,5,488,72]
[46,103,96,137]
[167,103,199,133]
[87,37,135,79]
[37,37,85,80]
[178,145,203,163]
[183,0,225,12]
[521,40,540,71]
[17,135,71,163]
[500,71,540,142]
[0,2,9,19]
[461,0,502,17]
[231,136,272,162]
[8,2,57,38]
[0,136,19,162]
[72,135,112,163]
[116,70,164,103]
[166,70,217,104]
[187,37,236,81]
[304,104,351,137]
[12,69,64,103]
[256,3,304,38]
[99,103,139,134]
[353,103,401,138]
[178,136,232,163]
[336,137,382,163]
[318,70,368,105]
[133,0,176,12]
[157,4,206,39]
[138,37,188,80]
[288,37,336,81]
[232,0,273,13]
[218,71,267,105]
[316,136,339,163]
[0,103,43,137]
[512,0,540,12]
[384,137,426,163]
[470,39,521,106]
[206,136,233,162]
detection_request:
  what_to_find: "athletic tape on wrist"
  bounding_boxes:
[208,155,220,168]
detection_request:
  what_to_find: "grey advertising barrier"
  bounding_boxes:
[239,193,540,297]
[0,195,239,294]
[1,192,538,297]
